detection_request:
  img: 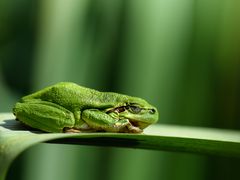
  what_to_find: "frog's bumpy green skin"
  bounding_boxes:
[13,82,158,133]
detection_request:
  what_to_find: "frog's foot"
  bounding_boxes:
[63,127,81,133]
[126,124,143,133]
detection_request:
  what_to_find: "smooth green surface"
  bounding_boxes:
[1,113,240,180]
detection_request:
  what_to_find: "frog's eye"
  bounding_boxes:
[128,106,142,114]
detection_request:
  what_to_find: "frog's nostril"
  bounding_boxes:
[149,109,156,114]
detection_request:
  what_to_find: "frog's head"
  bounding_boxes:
[110,97,159,129]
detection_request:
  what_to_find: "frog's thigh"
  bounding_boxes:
[82,109,130,132]
[13,100,75,132]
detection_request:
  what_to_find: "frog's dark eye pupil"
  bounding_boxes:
[129,106,141,113]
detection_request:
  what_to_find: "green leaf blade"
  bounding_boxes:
[1,113,240,180]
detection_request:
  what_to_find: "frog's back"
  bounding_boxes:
[21,82,129,110]
[50,83,130,108]
[22,82,98,108]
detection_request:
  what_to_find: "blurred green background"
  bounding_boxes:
[1,0,240,180]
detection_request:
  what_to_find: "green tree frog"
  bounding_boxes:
[13,82,158,133]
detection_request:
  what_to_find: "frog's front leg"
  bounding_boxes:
[13,100,75,133]
[82,109,142,133]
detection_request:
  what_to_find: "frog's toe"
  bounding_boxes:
[126,124,143,133]
[63,127,81,133]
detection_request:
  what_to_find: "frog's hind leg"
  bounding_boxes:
[13,100,75,133]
